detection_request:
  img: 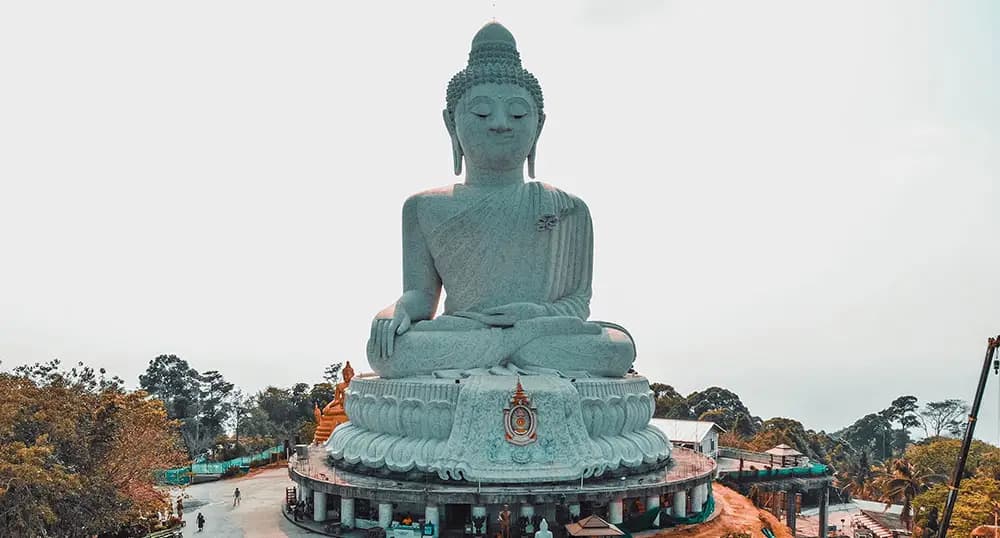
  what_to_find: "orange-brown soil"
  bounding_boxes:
[641,484,794,538]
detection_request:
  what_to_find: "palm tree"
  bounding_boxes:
[874,458,946,531]
[836,449,877,501]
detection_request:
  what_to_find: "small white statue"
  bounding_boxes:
[534,519,553,538]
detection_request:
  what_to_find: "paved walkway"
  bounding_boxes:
[174,466,313,537]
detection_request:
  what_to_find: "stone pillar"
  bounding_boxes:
[645,495,661,526]
[785,492,796,534]
[672,490,687,517]
[690,487,704,514]
[300,485,311,503]
[425,504,440,538]
[341,497,355,528]
[817,487,829,538]
[379,502,393,529]
[313,490,327,522]
[608,498,624,525]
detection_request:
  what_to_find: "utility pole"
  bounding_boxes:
[937,335,1000,538]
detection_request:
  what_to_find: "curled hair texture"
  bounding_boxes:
[446,31,544,128]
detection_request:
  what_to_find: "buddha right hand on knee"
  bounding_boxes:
[368,301,412,359]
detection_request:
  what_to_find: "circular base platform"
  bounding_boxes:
[292,446,715,507]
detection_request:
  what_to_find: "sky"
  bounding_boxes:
[1,1,998,443]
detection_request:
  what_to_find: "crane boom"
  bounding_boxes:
[937,335,1000,538]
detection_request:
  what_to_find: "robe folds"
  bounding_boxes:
[423,181,593,319]
[367,181,634,378]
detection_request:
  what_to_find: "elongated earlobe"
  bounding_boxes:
[451,139,463,176]
[527,113,545,179]
[443,109,463,176]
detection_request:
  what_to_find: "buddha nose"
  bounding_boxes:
[489,116,513,133]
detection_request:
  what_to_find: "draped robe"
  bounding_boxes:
[367,181,634,378]
[426,181,592,318]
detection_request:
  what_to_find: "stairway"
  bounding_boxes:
[852,513,892,538]
[312,412,349,445]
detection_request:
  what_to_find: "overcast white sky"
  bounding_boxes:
[1,1,998,442]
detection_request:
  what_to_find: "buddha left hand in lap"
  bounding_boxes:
[366,23,635,379]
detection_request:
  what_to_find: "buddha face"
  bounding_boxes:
[454,83,539,172]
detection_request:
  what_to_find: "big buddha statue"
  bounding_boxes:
[367,22,635,379]
[328,22,669,483]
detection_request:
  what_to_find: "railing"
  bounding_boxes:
[290,447,717,497]
[154,468,192,486]
[142,527,183,538]
[155,445,284,485]
[718,462,830,481]
[191,445,283,474]
[718,446,774,465]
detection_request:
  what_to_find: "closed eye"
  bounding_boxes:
[508,100,529,119]
[471,104,491,118]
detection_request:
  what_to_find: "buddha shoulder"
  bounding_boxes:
[535,182,591,219]
[401,184,464,230]
[401,182,591,228]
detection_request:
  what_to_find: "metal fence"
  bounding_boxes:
[718,446,774,465]
[155,445,284,485]
[190,445,283,474]
[718,462,830,480]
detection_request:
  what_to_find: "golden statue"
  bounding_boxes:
[312,362,355,445]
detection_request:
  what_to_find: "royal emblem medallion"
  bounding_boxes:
[503,377,537,446]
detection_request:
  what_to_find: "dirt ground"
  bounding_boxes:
[642,484,794,538]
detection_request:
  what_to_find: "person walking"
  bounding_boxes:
[196,513,205,532]
[233,487,241,507]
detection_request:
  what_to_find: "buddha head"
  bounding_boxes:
[342,361,354,384]
[445,23,545,178]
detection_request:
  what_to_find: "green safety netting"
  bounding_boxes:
[154,468,192,486]
[156,445,283,485]
[725,463,829,480]
[190,445,283,474]
[619,482,716,537]
[619,507,660,534]
[660,482,716,527]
